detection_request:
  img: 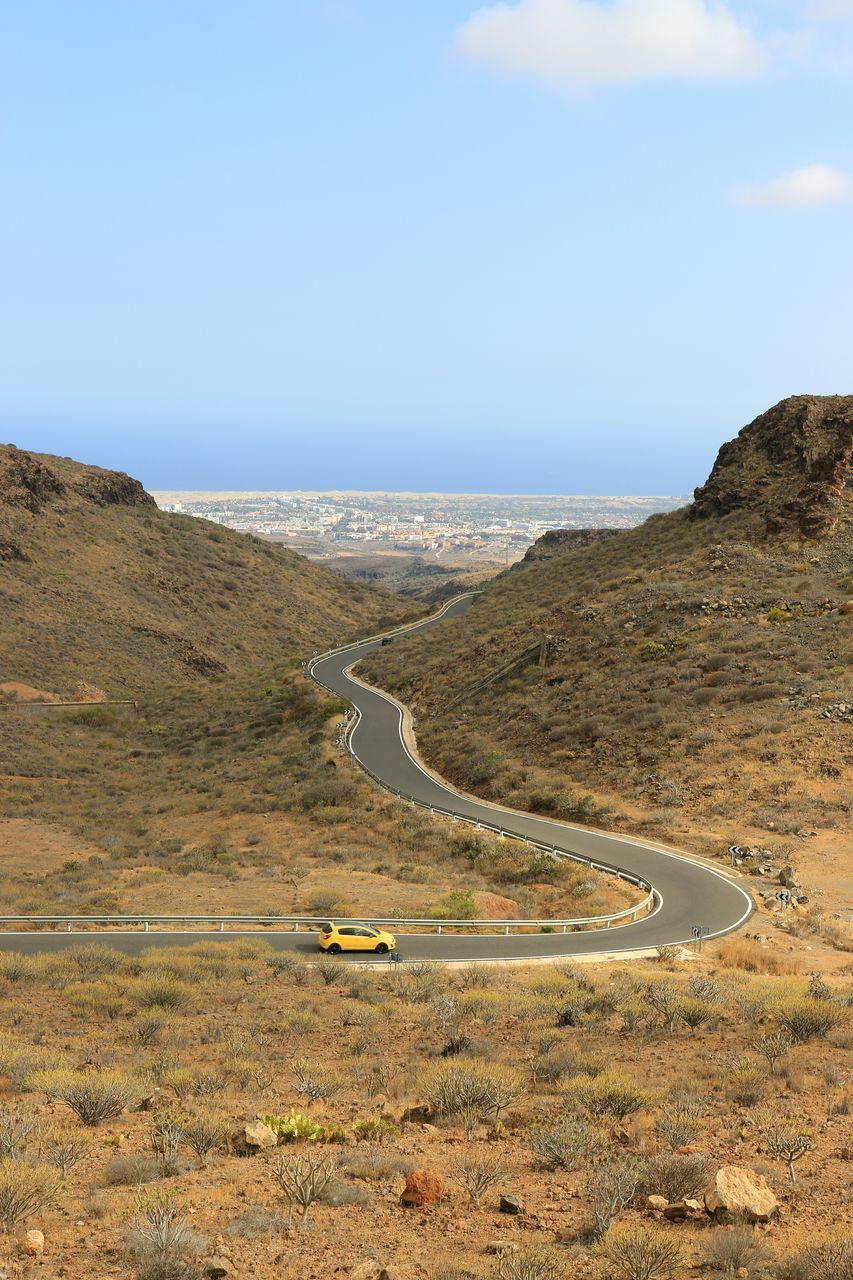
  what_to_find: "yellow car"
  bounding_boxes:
[319,922,396,954]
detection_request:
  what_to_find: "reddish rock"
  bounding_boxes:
[400,1169,444,1207]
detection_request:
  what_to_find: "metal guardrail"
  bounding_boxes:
[0,906,650,935]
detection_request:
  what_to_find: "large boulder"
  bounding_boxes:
[231,1119,277,1154]
[704,1166,779,1222]
[400,1169,444,1207]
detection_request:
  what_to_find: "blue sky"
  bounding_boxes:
[1,0,851,493]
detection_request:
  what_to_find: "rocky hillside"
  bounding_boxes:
[362,397,853,898]
[520,527,621,562]
[0,445,413,693]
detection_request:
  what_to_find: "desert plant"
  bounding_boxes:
[33,1069,137,1126]
[453,1154,504,1206]
[134,1012,169,1047]
[315,955,349,986]
[777,998,844,1044]
[774,1237,853,1280]
[705,1225,772,1276]
[637,1152,716,1203]
[588,1158,639,1238]
[103,1152,163,1186]
[494,1245,566,1280]
[0,1156,60,1230]
[128,977,194,1012]
[529,1116,606,1171]
[152,1111,186,1173]
[644,983,681,1033]
[271,1152,335,1228]
[182,1110,227,1160]
[0,1107,38,1158]
[596,1223,684,1280]
[290,1057,342,1103]
[656,1098,703,1151]
[724,1056,767,1107]
[40,1128,90,1176]
[128,1189,203,1259]
[262,1110,326,1144]
[351,1117,399,1143]
[762,1120,813,1182]
[160,1067,196,1102]
[569,1071,650,1121]
[421,1059,525,1137]
[751,1031,792,1075]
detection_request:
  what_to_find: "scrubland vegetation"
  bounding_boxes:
[0,668,636,925]
[363,508,852,907]
[0,941,849,1277]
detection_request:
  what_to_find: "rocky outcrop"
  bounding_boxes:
[521,527,621,563]
[0,447,65,511]
[690,395,853,539]
[74,466,156,508]
[0,445,156,512]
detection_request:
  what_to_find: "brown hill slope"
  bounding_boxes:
[362,396,853,909]
[0,445,413,694]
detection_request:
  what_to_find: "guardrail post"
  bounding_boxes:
[562,924,567,933]
[632,909,638,922]
[66,922,72,933]
[436,924,442,935]
[293,923,299,932]
[218,921,225,933]
[143,921,149,933]
[606,919,611,929]
[504,925,510,936]
[499,830,505,840]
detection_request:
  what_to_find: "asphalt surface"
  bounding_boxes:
[0,594,752,961]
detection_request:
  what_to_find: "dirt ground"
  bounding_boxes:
[0,936,849,1280]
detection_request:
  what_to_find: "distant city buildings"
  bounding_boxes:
[152,490,687,562]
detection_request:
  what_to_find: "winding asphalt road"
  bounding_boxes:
[304,592,752,960]
[0,593,751,960]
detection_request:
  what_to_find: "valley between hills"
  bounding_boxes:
[0,398,850,1279]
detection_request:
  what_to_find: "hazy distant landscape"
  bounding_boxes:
[153,490,687,572]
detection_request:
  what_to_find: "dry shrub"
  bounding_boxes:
[777,998,846,1044]
[567,1071,651,1121]
[420,1058,525,1137]
[774,1236,853,1280]
[31,1069,137,1126]
[716,939,797,976]
[704,1225,772,1276]
[637,1152,717,1203]
[596,1223,685,1280]
[0,1156,61,1230]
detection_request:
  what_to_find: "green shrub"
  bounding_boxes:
[0,1156,61,1230]
[31,1069,137,1126]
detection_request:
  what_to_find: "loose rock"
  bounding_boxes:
[203,1259,233,1279]
[400,1169,444,1207]
[23,1230,45,1257]
[499,1194,522,1215]
[705,1166,779,1223]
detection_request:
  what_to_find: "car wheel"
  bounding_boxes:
[374,942,389,953]
[327,943,342,954]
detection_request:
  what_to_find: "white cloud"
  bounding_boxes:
[734,162,853,206]
[452,0,766,85]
